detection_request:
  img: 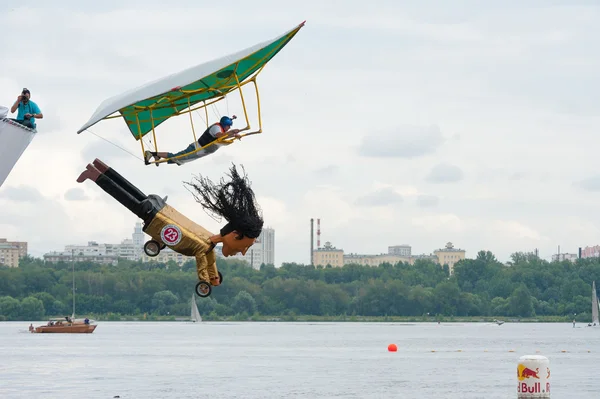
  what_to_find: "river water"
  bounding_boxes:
[0,321,598,398]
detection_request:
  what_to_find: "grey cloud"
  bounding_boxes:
[209,153,236,165]
[475,168,529,183]
[509,171,527,181]
[416,194,439,208]
[575,175,600,192]
[80,139,134,163]
[0,185,44,202]
[64,188,89,201]
[286,153,298,164]
[0,189,84,253]
[355,187,403,207]
[33,102,63,133]
[358,125,445,158]
[314,164,339,176]
[425,163,464,183]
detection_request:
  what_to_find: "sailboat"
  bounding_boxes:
[589,281,599,327]
[31,250,97,333]
[190,294,202,323]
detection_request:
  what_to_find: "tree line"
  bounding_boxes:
[0,250,599,321]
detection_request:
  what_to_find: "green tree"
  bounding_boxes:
[508,285,534,317]
[231,291,257,315]
[0,296,21,319]
[152,290,179,315]
[0,250,599,320]
[20,296,45,320]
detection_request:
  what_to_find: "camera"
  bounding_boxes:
[24,114,31,120]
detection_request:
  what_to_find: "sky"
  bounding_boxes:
[1,0,600,266]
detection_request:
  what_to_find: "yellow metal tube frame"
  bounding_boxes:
[117,62,270,165]
[135,113,146,154]
[204,99,209,129]
[148,71,265,165]
[149,108,158,153]
[187,96,198,145]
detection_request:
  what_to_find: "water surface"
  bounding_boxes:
[0,321,598,398]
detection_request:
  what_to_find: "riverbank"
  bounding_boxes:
[24,313,579,323]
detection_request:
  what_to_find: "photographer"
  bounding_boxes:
[10,88,43,130]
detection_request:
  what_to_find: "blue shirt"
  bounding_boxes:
[16,100,41,128]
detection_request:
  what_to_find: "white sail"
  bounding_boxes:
[592,281,599,325]
[190,295,202,323]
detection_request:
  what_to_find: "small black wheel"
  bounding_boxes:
[144,240,161,257]
[218,271,223,284]
[195,281,212,297]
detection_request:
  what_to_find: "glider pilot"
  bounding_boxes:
[144,115,241,166]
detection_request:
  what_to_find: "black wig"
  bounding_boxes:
[184,163,264,239]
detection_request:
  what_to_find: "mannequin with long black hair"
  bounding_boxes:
[76,158,263,296]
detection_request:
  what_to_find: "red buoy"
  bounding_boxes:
[388,344,397,352]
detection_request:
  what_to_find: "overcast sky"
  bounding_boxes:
[1,0,600,265]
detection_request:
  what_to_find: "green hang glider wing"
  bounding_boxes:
[77,21,306,140]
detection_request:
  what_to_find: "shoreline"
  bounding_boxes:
[5,314,582,323]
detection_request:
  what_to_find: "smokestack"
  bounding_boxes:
[310,218,314,266]
[579,247,582,259]
[317,218,321,248]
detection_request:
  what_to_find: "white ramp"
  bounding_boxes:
[0,106,37,188]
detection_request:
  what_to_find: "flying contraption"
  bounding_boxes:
[0,106,37,188]
[77,21,306,165]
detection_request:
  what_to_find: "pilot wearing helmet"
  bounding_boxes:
[144,115,241,165]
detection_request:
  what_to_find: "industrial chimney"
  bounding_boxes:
[310,218,314,266]
[317,218,321,249]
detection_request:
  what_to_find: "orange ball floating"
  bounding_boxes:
[388,344,397,352]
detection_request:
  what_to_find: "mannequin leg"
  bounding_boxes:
[92,158,146,201]
[76,163,147,220]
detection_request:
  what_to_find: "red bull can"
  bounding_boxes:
[517,355,550,398]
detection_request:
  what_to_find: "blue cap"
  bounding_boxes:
[220,116,233,126]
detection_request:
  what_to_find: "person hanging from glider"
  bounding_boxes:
[75,158,264,297]
[143,115,241,166]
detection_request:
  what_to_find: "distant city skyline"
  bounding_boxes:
[1,227,596,269]
[0,212,595,269]
[38,222,277,269]
[5,226,596,268]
